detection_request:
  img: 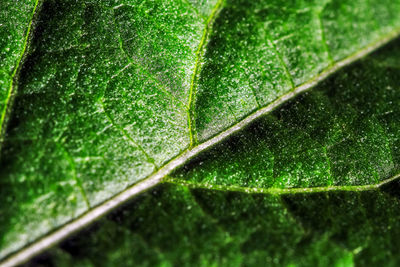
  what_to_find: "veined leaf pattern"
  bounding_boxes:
[1,0,400,265]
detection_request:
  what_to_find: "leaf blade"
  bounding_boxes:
[1,0,400,263]
[174,38,400,189]
[0,0,40,142]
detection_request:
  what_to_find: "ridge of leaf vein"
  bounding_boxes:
[187,0,225,147]
[277,194,307,234]
[165,172,400,195]
[111,10,186,109]
[267,39,295,90]
[57,143,91,208]
[98,99,157,167]
[317,0,334,64]
[0,0,40,142]
[184,185,235,243]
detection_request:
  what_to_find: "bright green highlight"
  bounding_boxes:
[1,0,400,262]
[0,0,40,140]
[174,38,400,190]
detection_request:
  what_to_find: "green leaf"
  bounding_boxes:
[24,37,400,267]
[0,0,40,140]
[27,183,400,266]
[173,39,400,190]
[1,0,400,265]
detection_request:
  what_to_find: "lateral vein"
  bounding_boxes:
[164,172,400,195]
[0,0,41,143]
[187,0,225,147]
[57,143,91,208]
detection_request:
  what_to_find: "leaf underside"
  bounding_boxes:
[1,0,400,264]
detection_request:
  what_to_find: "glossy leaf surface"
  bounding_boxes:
[174,39,400,190]
[0,0,39,137]
[26,37,400,267]
[1,0,400,264]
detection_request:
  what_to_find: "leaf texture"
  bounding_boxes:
[0,0,40,139]
[26,182,400,266]
[173,38,400,190]
[1,0,400,264]
[23,37,400,267]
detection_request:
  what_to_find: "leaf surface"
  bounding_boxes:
[28,182,400,267]
[173,39,400,190]
[24,36,400,267]
[1,0,400,264]
[0,0,39,139]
